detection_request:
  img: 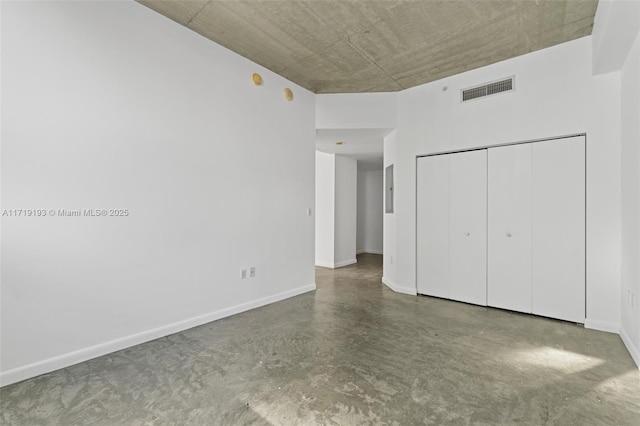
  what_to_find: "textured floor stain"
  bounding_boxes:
[1,254,639,425]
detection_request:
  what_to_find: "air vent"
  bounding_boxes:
[461,76,514,102]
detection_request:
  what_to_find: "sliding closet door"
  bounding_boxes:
[417,155,450,298]
[488,144,532,313]
[449,150,487,305]
[532,136,585,323]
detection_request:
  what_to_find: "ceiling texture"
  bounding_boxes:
[138,0,599,94]
[137,0,599,168]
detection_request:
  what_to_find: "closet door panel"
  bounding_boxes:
[417,155,450,298]
[532,136,585,322]
[488,144,532,313]
[449,150,487,305]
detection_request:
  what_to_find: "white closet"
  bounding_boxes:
[417,149,487,306]
[487,143,533,314]
[530,137,585,322]
[417,135,585,323]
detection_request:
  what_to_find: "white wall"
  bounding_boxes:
[620,31,640,366]
[315,152,335,267]
[592,0,640,369]
[315,153,357,268]
[334,155,358,267]
[316,93,397,130]
[381,131,407,293]
[591,0,640,369]
[592,0,640,75]
[390,36,622,332]
[356,169,383,255]
[357,171,367,252]
[316,92,394,267]
[1,1,316,386]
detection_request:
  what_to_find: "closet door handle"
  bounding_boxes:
[506,232,512,238]
[464,232,470,237]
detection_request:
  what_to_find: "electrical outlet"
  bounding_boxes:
[250,267,256,278]
[241,269,247,279]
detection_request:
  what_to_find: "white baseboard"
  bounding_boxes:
[584,318,620,333]
[620,327,640,369]
[316,259,357,269]
[0,283,316,387]
[334,258,357,268]
[356,249,383,255]
[382,277,417,296]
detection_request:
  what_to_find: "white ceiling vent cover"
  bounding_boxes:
[461,76,514,102]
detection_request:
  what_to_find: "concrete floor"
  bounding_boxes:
[1,254,639,425]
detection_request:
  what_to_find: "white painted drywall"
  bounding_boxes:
[620,31,640,366]
[592,0,640,368]
[391,36,622,331]
[315,153,358,268]
[382,131,410,294]
[592,0,640,75]
[315,152,336,267]
[316,93,397,130]
[356,169,383,255]
[357,170,367,253]
[1,0,316,386]
[334,155,358,267]
[316,92,394,267]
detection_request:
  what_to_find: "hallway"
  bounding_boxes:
[1,254,639,424]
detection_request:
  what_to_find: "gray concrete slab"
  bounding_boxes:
[136,0,599,93]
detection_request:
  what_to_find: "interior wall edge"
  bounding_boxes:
[620,326,640,368]
[414,132,587,158]
[357,249,383,255]
[382,277,417,296]
[0,283,316,388]
[333,259,358,269]
[584,318,621,334]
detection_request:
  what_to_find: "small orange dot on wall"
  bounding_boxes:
[284,88,294,101]
[252,73,263,86]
